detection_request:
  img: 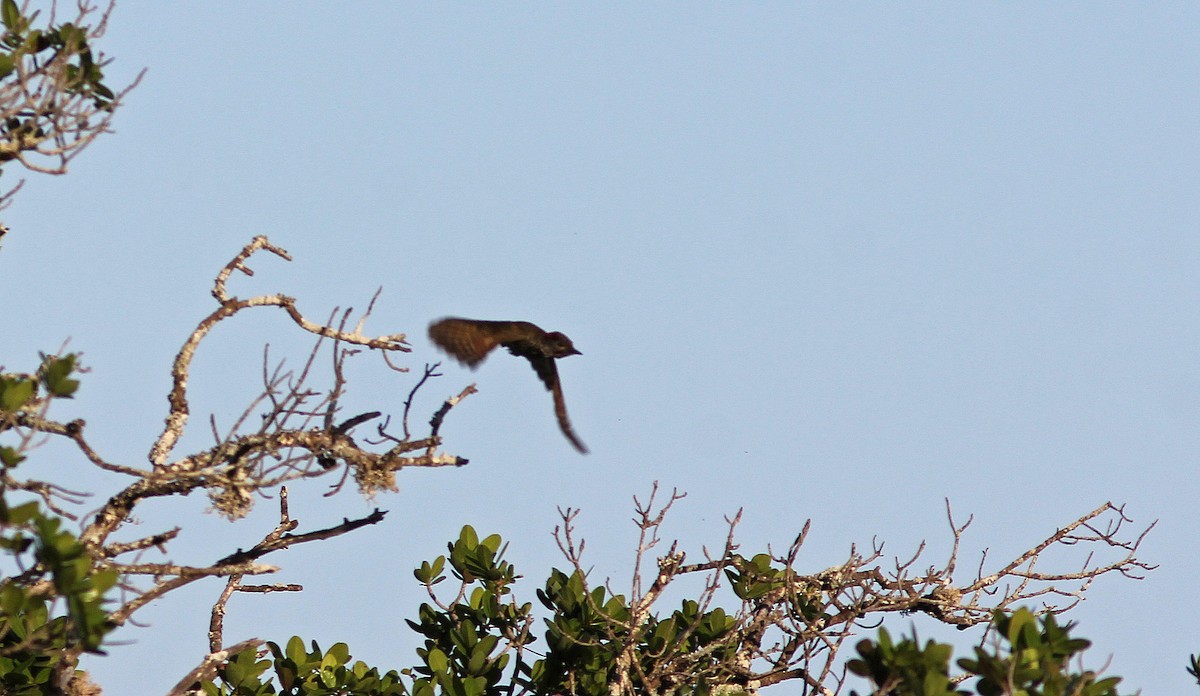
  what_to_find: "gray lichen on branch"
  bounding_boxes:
[1,236,470,655]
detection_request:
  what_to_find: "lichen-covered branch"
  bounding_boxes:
[0,237,472,664]
[150,235,409,467]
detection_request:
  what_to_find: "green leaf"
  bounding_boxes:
[0,446,25,468]
[480,533,502,554]
[0,376,35,409]
[57,23,83,49]
[285,635,306,665]
[922,670,950,694]
[0,584,26,614]
[0,0,19,30]
[5,500,40,524]
[38,353,80,398]
[415,557,447,584]
[427,647,449,675]
[462,675,487,696]
[321,643,349,670]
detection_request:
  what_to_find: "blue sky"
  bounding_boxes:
[0,4,1196,693]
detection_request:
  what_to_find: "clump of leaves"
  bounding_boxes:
[848,608,1125,696]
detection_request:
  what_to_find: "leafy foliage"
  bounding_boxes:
[0,354,117,691]
[0,0,114,106]
[848,608,1125,696]
[405,526,529,696]
[0,352,82,470]
[37,353,80,398]
[198,529,1146,696]
[0,0,136,208]
[198,637,406,696]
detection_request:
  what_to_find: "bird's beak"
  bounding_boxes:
[571,348,582,356]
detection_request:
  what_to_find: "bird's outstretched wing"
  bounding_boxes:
[428,318,538,368]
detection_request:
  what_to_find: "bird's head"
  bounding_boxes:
[545,331,582,358]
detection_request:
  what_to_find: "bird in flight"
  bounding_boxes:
[428,317,588,454]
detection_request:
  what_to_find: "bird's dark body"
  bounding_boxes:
[428,317,587,453]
